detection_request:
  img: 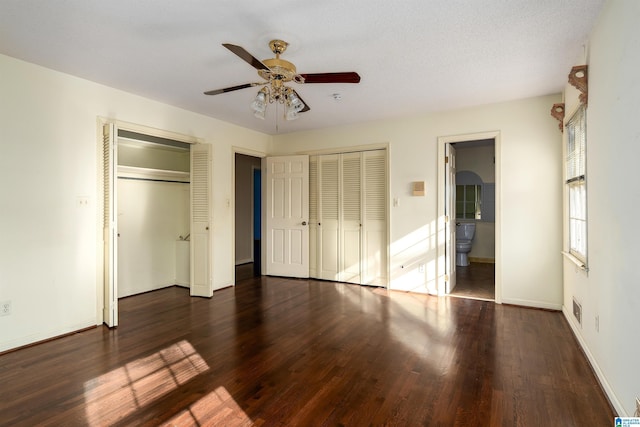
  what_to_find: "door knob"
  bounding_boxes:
[302,221,307,226]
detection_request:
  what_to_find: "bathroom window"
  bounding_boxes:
[566,105,587,263]
[456,184,481,220]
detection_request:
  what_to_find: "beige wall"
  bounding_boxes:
[456,144,494,182]
[0,53,271,352]
[561,0,640,416]
[117,179,190,297]
[273,93,563,307]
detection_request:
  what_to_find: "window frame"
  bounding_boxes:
[565,104,588,266]
[455,184,482,220]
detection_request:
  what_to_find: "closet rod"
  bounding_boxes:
[117,176,190,184]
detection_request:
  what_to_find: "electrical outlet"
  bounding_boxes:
[418,263,425,273]
[595,315,599,332]
[0,300,11,316]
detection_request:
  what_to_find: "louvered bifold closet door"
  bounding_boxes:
[362,150,387,286]
[318,154,340,281]
[102,123,118,327]
[309,156,319,277]
[340,152,362,284]
[190,143,212,297]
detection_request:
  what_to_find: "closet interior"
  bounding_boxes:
[116,130,191,298]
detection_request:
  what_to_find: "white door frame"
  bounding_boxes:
[437,131,501,303]
[97,118,203,324]
[445,143,456,294]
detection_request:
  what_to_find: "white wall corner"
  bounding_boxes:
[562,306,625,417]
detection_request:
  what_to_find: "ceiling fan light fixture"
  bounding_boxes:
[251,87,269,114]
[285,108,299,121]
[254,108,266,120]
[287,90,305,113]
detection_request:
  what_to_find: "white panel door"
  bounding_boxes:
[102,123,118,327]
[340,152,362,284]
[445,144,456,293]
[362,150,387,286]
[190,143,213,297]
[265,155,309,277]
[318,154,339,281]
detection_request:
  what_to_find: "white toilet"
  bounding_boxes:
[456,222,476,267]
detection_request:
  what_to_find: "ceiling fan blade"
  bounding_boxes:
[203,83,255,96]
[292,90,311,112]
[299,72,361,84]
[223,43,270,71]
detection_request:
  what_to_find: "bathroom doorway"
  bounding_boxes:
[437,132,501,303]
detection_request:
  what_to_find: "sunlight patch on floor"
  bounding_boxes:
[163,386,253,426]
[83,340,209,426]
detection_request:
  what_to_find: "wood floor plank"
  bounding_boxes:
[0,278,615,426]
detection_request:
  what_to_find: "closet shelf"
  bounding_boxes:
[117,165,190,183]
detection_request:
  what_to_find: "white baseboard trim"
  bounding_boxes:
[468,257,495,264]
[235,258,253,266]
[0,318,96,354]
[562,306,625,416]
[501,298,562,311]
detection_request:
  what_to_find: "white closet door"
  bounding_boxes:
[362,150,387,286]
[318,154,339,281]
[309,156,319,278]
[102,123,118,327]
[265,155,309,277]
[340,152,362,284]
[190,143,213,297]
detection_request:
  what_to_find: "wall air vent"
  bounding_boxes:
[572,298,582,326]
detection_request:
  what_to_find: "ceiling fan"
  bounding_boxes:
[204,39,361,120]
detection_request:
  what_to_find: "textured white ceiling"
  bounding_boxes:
[0,0,605,135]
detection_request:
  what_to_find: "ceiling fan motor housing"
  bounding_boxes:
[259,58,297,82]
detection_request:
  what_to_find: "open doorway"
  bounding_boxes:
[448,139,495,300]
[234,153,262,281]
[438,131,501,303]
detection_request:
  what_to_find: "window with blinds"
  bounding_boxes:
[566,105,587,262]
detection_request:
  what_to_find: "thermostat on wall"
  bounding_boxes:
[412,181,425,196]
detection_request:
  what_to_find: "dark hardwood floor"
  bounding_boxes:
[0,277,615,426]
[236,262,258,282]
[450,262,495,300]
